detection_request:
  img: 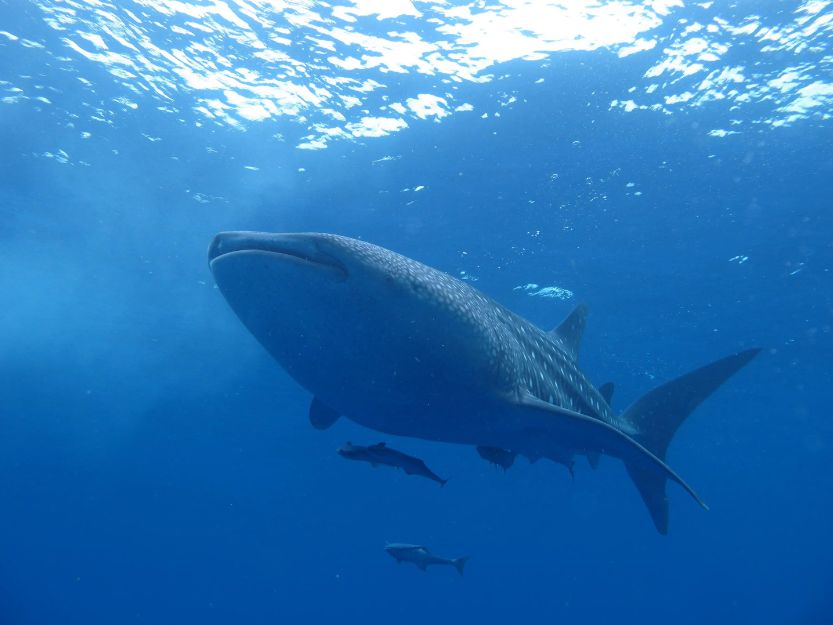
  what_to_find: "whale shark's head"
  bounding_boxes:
[209,233,368,371]
[209,231,350,301]
[208,232,503,413]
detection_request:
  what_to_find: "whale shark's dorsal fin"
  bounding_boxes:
[309,397,340,430]
[549,304,588,362]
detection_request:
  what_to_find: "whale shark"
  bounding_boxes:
[208,231,759,534]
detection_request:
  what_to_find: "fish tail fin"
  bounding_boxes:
[439,477,449,488]
[622,348,761,534]
[453,556,469,577]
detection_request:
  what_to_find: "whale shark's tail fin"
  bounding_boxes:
[452,556,469,577]
[622,348,761,534]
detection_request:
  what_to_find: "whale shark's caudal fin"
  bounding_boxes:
[452,556,469,576]
[622,348,761,534]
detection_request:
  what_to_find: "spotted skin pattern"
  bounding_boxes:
[304,233,619,430]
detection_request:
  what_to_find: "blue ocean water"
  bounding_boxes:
[1,1,832,623]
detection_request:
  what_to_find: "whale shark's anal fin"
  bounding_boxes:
[309,397,340,430]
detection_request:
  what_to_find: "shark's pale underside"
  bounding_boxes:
[208,232,759,534]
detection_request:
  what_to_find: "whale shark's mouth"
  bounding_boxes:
[208,231,348,277]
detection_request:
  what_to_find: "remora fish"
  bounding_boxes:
[208,231,760,534]
[338,441,448,486]
[477,444,575,478]
[384,543,469,576]
[476,446,517,471]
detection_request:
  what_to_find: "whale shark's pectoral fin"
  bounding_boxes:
[309,397,340,430]
[509,392,707,511]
